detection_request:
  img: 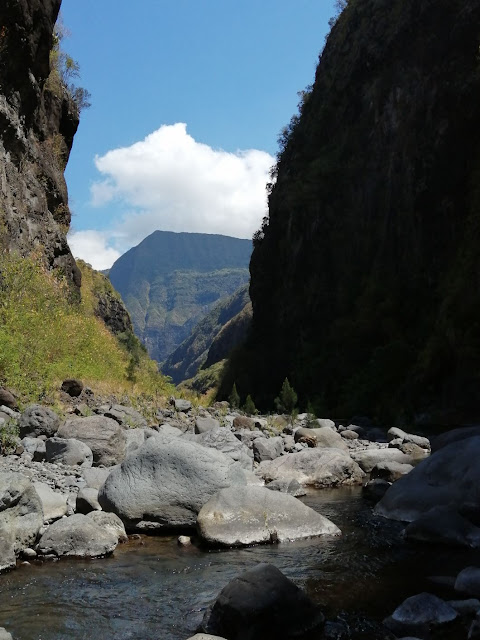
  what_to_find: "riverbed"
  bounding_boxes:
[0,486,476,639]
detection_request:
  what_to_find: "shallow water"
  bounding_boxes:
[1,487,478,639]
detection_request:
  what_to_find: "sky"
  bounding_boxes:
[61,0,337,269]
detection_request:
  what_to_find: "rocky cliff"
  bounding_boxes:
[0,0,80,286]
[221,0,480,423]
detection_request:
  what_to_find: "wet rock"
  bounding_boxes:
[76,488,101,514]
[57,416,126,466]
[37,513,117,557]
[87,511,127,543]
[370,461,414,483]
[0,472,43,552]
[404,506,480,548]
[257,448,365,488]
[19,405,60,438]
[266,479,306,497]
[45,437,93,467]
[195,417,220,434]
[252,436,283,462]
[362,478,391,503]
[98,438,246,531]
[61,379,84,397]
[200,563,325,639]
[352,447,413,472]
[376,436,480,522]
[33,482,68,522]
[455,567,480,597]
[384,592,457,636]
[197,486,340,547]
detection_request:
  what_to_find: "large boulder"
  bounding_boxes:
[370,461,414,483]
[82,467,115,490]
[200,563,325,639]
[384,593,457,637]
[103,404,147,429]
[252,436,284,462]
[45,437,93,467]
[388,427,430,450]
[33,482,68,522]
[257,448,364,488]
[87,511,128,543]
[431,426,480,453]
[351,447,414,473]
[98,438,247,531]
[375,436,480,522]
[295,427,347,451]
[197,486,340,546]
[403,506,480,548]
[57,416,127,466]
[195,417,221,434]
[37,514,118,557]
[187,428,253,471]
[18,404,60,438]
[0,472,43,552]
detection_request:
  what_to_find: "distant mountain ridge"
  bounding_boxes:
[109,231,252,364]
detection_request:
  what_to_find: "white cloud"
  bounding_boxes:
[68,230,121,271]
[86,123,274,256]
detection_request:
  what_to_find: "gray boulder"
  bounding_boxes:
[174,398,192,412]
[21,437,46,461]
[432,426,480,453]
[404,506,480,548]
[384,593,457,637]
[201,563,325,639]
[45,437,93,467]
[98,438,247,531]
[82,467,115,490]
[257,448,364,488]
[124,428,146,456]
[156,424,183,439]
[186,636,227,640]
[195,417,220,434]
[371,461,414,483]
[341,429,359,440]
[0,627,13,640]
[87,511,128,543]
[18,404,59,438]
[197,486,340,546]
[76,488,101,514]
[266,479,306,497]
[103,404,147,429]
[351,447,413,472]
[375,436,480,522]
[37,514,118,557]
[0,527,16,572]
[388,427,430,450]
[0,472,43,552]
[187,428,253,471]
[253,436,284,462]
[33,482,68,522]
[310,427,348,450]
[57,415,126,466]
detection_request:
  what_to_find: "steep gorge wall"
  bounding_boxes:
[0,0,80,286]
[222,0,480,423]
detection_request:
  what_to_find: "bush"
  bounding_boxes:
[243,394,257,415]
[228,383,240,409]
[274,378,298,414]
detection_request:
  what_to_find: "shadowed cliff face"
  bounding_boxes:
[0,0,80,287]
[221,0,480,423]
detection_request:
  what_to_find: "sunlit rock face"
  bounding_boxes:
[0,0,80,287]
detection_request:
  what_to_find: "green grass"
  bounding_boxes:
[0,252,174,405]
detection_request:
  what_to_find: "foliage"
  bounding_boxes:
[228,383,240,409]
[243,394,257,415]
[0,419,19,455]
[0,252,173,404]
[47,17,91,113]
[274,378,298,414]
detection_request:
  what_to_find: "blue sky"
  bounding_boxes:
[61,0,337,268]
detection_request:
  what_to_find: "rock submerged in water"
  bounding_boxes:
[384,592,457,637]
[197,485,340,547]
[200,563,325,640]
[98,437,247,531]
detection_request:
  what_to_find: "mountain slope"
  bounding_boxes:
[220,0,480,423]
[109,231,252,363]
[162,284,250,383]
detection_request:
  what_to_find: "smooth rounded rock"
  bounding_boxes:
[404,506,480,548]
[57,416,126,466]
[352,448,413,472]
[197,485,340,546]
[37,513,118,557]
[455,567,480,597]
[45,437,93,467]
[87,511,127,543]
[19,405,60,438]
[0,472,43,552]
[195,417,220,434]
[33,482,68,522]
[384,592,457,636]
[252,436,284,462]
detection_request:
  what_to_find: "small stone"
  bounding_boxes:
[178,535,191,546]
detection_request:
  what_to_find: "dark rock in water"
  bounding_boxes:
[60,379,83,397]
[431,426,480,453]
[362,479,391,503]
[200,563,325,639]
[384,592,457,636]
[19,405,60,438]
[455,567,480,597]
[370,461,413,483]
[404,506,480,548]
[376,436,480,522]
[0,388,17,410]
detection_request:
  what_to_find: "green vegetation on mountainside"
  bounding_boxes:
[0,252,173,403]
[109,231,252,364]
[163,284,251,384]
